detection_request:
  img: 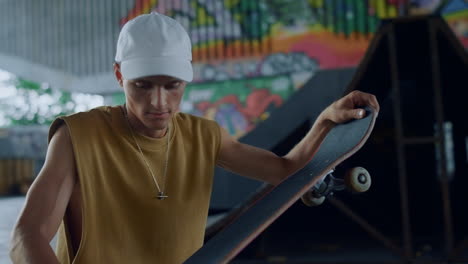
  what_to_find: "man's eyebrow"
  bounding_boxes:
[134,78,152,82]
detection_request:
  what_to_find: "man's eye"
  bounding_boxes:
[135,82,150,89]
[167,81,182,89]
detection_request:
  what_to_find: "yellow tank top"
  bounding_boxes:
[48,106,221,264]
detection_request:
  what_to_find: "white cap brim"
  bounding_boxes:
[120,57,193,82]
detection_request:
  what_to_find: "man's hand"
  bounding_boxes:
[318,90,380,125]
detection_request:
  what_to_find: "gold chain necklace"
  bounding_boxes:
[122,105,170,200]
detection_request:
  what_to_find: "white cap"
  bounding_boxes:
[115,12,193,82]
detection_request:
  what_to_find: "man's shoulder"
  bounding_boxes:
[64,105,115,121]
[174,112,221,152]
[48,105,117,141]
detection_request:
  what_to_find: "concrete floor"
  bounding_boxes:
[0,196,58,264]
[0,196,25,264]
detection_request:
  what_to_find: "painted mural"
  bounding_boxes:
[442,0,468,47]
[183,75,294,138]
[121,0,467,80]
[121,0,382,72]
[116,0,467,137]
[193,52,319,87]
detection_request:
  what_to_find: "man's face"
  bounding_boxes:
[114,64,186,134]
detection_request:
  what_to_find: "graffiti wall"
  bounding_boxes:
[193,52,319,88]
[442,0,468,48]
[121,0,383,79]
[115,0,468,137]
[183,75,294,138]
[121,0,467,81]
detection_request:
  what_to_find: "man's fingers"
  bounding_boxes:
[341,108,365,122]
[350,91,380,112]
[355,108,365,119]
[368,94,380,112]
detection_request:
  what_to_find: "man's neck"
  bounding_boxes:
[123,105,168,138]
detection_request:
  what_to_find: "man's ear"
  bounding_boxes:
[113,63,124,87]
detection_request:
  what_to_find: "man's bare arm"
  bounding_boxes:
[10,125,77,264]
[216,91,379,185]
[216,116,333,185]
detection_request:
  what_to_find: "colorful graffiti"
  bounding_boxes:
[117,0,467,136]
[194,52,319,84]
[113,75,294,138]
[442,0,468,47]
[120,0,467,80]
[184,75,294,137]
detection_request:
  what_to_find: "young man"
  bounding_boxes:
[10,12,379,263]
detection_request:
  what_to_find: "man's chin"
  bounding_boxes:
[143,119,169,131]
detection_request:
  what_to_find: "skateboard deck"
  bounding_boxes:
[185,108,377,264]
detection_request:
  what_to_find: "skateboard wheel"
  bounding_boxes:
[301,191,325,207]
[345,167,371,193]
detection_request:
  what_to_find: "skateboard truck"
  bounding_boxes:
[301,167,372,207]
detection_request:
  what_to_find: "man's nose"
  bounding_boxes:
[150,87,167,109]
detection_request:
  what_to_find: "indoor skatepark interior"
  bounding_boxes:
[1,1,468,263]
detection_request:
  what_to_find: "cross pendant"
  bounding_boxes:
[157,192,168,200]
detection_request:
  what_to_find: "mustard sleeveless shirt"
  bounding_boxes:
[48,106,221,264]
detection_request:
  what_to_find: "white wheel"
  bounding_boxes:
[301,191,325,207]
[345,167,371,193]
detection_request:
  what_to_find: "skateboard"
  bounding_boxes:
[185,108,377,264]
